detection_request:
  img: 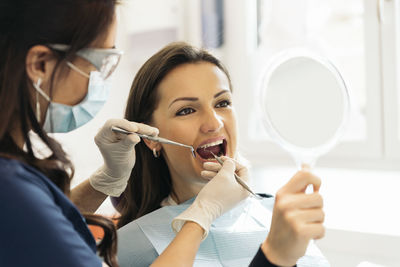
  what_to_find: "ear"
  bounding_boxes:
[142,139,162,153]
[25,45,57,86]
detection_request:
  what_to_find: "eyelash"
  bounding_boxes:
[175,100,232,116]
[215,100,231,108]
[176,107,195,116]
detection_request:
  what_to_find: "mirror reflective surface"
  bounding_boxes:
[260,51,350,168]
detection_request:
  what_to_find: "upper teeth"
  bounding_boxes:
[199,140,223,149]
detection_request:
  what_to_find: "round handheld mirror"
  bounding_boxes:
[260,50,350,169]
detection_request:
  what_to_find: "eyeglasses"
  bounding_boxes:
[48,44,123,79]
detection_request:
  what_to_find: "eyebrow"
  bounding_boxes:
[168,89,231,108]
[214,89,230,98]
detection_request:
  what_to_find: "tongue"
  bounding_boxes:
[196,145,221,159]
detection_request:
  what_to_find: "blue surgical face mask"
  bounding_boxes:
[33,64,111,133]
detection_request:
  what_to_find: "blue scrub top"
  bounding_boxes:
[0,157,101,267]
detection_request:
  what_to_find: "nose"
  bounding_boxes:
[200,108,223,133]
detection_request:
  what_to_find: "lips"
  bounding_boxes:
[196,138,227,160]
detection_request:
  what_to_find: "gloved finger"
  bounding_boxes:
[203,162,222,172]
[106,118,139,133]
[122,133,141,146]
[215,159,235,180]
[95,119,139,144]
[100,130,140,147]
[135,122,159,136]
[201,170,218,180]
[220,156,249,182]
[103,119,156,146]
[219,156,247,170]
[221,154,249,164]
[104,119,158,137]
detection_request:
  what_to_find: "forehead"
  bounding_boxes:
[157,62,230,101]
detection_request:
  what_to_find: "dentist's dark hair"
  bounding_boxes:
[116,42,233,228]
[0,1,119,266]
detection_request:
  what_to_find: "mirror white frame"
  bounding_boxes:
[259,49,350,168]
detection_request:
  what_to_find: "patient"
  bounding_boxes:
[115,42,329,267]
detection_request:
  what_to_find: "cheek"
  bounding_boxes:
[160,119,198,146]
[224,111,238,154]
[70,73,89,104]
[159,121,200,177]
[156,118,198,158]
[53,71,89,105]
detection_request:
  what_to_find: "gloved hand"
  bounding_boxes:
[171,159,250,239]
[200,155,249,182]
[89,118,158,197]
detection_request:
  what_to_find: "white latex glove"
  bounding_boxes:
[89,119,158,197]
[200,156,249,182]
[171,159,250,239]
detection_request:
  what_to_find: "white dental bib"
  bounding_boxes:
[117,197,329,267]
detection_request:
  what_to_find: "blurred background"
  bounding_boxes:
[52,1,400,266]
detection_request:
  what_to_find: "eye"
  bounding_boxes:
[215,100,231,108]
[176,107,196,116]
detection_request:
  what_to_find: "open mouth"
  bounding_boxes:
[196,139,227,160]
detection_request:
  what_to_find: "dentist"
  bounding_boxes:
[0,1,324,267]
[0,1,249,266]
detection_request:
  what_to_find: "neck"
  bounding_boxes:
[169,171,205,204]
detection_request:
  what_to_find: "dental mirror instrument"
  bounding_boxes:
[210,152,262,200]
[259,49,350,170]
[111,126,196,158]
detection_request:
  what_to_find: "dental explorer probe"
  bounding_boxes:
[111,126,196,158]
[210,152,262,199]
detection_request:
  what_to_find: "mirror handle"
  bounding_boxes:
[377,0,386,24]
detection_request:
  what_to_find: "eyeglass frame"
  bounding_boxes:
[47,43,124,79]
